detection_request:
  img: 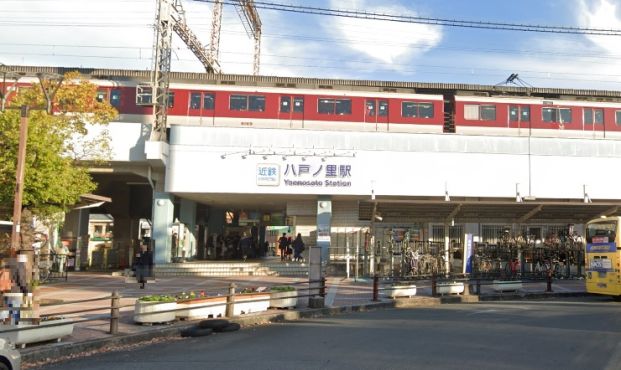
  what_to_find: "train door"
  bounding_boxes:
[279,95,305,129]
[365,99,389,132]
[583,107,605,139]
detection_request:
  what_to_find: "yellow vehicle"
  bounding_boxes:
[585,217,621,297]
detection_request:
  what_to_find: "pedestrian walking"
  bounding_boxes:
[292,233,305,262]
[278,233,288,261]
[135,244,153,289]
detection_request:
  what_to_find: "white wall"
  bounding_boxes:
[166,126,621,201]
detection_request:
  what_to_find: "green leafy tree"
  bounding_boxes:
[0,71,117,221]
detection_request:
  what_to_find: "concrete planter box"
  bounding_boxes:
[437,282,464,295]
[176,297,226,319]
[385,284,417,298]
[0,318,74,348]
[492,280,523,292]
[233,293,270,315]
[269,290,298,308]
[133,301,177,324]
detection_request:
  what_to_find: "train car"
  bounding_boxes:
[7,73,621,139]
[453,95,621,139]
[90,82,445,134]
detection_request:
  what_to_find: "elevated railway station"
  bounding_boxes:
[3,65,621,277]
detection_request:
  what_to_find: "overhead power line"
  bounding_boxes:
[194,0,621,36]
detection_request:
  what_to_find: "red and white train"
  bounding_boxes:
[6,73,621,139]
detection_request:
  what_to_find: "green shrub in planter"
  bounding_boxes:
[138,295,176,303]
[270,286,296,292]
[269,286,297,309]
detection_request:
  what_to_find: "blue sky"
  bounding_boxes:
[1,0,621,90]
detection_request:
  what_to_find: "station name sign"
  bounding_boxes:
[257,163,352,188]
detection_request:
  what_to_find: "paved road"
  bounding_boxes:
[38,297,621,370]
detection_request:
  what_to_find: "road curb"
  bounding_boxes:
[19,292,587,366]
[19,300,402,366]
[478,291,594,301]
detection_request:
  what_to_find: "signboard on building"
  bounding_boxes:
[256,164,280,186]
[257,162,353,188]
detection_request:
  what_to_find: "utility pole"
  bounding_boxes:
[6,72,63,303]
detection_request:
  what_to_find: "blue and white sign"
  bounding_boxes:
[586,242,617,253]
[463,233,473,274]
[256,164,280,186]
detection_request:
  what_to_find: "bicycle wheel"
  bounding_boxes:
[39,268,50,283]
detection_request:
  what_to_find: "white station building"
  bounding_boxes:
[5,66,621,275]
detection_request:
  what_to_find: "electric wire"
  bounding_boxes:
[194,0,621,36]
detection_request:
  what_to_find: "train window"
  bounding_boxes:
[294,97,304,112]
[544,107,571,123]
[167,92,175,108]
[402,102,418,117]
[464,105,479,120]
[419,103,433,118]
[366,100,376,116]
[203,93,215,110]
[509,106,518,121]
[318,98,351,115]
[402,102,434,118]
[464,104,495,121]
[280,96,291,113]
[96,91,107,103]
[595,109,603,124]
[616,111,621,125]
[379,101,388,116]
[480,105,496,121]
[249,96,265,111]
[110,90,121,107]
[319,99,335,114]
[584,108,603,125]
[559,108,571,123]
[521,106,530,122]
[190,93,201,110]
[335,99,351,115]
[542,107,556,123]
[230,95,248,111]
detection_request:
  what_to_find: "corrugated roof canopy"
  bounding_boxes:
[359,197,621,224]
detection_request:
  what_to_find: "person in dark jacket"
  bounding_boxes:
[239,232,252,261]
[135,244,153,289]
[292,233,305,262]
[278,233,288,261]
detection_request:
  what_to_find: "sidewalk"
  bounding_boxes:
[19,273,588,368]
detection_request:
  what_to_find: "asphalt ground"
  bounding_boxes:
[34,297,621,370]
[9,272,590,368]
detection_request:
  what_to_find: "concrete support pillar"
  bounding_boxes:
[316,196,332,264]
[152,192,174,264]
[62,209,90,270]
[111,215,135,269]
[179,199,197,260]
